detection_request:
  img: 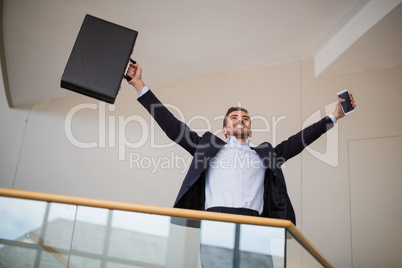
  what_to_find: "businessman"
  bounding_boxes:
[125,63,356,225]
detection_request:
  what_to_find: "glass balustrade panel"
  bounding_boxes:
[0,195,329,268]
[200,220,286,268]
[239,224,285,268]
[200,220,236,267]
[67,206,175,267]
[0,196,75,267]
[286,230,324,268]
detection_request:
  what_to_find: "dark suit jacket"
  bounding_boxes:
[138,90,334,225]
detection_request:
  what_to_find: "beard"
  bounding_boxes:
[233,129,247,139]
[230,124,250,139]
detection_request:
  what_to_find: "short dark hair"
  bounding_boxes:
[223,107,250,128]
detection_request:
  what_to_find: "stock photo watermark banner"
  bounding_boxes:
[64,101,339,170]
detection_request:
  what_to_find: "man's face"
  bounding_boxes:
[222,110,252,140]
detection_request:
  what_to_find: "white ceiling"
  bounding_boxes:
[2,0,401,107]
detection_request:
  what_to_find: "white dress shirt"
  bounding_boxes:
[205,136,266,214]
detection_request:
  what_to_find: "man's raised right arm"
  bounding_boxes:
[125,63,200,155]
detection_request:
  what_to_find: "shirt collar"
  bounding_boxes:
[227,136,251,147]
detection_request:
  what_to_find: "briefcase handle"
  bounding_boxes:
[123,58,136,81]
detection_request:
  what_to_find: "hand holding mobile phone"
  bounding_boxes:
[337,89,355,115]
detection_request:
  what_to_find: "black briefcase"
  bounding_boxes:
[61,14,138,104]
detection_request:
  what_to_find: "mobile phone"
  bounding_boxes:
[337,89,354,115]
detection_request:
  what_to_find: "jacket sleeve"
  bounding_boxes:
[274,116,334,162]
[137,89,200,155]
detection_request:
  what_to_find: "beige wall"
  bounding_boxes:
[1,60,401,267]
[301,60,402,267]
[0,66,28,188]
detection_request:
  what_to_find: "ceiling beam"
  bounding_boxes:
[314,0,402,77]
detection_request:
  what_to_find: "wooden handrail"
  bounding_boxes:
[0,187,333,268]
